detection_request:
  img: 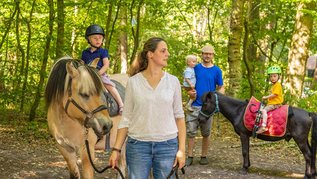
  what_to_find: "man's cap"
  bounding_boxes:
[202,45,215,54]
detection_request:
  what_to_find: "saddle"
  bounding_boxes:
[103,80,125,117]
[87,58,125,117]
[243,96,288,137]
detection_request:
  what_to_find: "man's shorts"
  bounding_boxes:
[186,106,213,138]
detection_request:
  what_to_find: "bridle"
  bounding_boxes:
[64,78,108,128]
[199,92,220,118]
[62,65,124,176]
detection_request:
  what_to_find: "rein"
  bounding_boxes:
[85,137,125,178]
[199,92,219,118]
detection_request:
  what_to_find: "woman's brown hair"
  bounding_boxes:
[128,37,165,76]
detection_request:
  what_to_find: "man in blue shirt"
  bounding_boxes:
[185,45,224,166]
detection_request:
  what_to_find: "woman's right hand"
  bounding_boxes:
[108,151,121,168]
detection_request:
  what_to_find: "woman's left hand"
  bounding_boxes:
[174,150,186,168]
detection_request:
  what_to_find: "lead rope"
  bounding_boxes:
[84,129,124,178]
[105,134,111,152]
[166,163,185,179]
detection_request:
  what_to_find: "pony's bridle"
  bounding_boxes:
[199,92,220,118]
[64,79,108,128]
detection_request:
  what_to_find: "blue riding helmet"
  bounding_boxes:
[85,24,105,40]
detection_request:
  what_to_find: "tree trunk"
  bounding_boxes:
[0,6,17,51]
[29,0,54,121]
[130,0,144,64]
[227,0,245,97]
[71,0,78,57]
[15,0,25,107]
[106,1,121,50]
[104,1,114,49]
[0,6,17,95]
[119,2,128,74]
[206,1,218,44]
[20,0,35,112]
[55,0,65,59]
[285,2,316,100]
[243,0,260,97]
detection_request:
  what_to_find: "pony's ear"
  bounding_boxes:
[66,61,79,78]
[201,91,211,102]
[206,92,212,99]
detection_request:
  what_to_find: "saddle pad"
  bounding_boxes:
[243,96,288,137]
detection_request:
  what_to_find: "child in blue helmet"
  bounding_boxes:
[257,66,284,134]
[81,24,124,115]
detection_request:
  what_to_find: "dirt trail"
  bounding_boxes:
[0,117,306,179]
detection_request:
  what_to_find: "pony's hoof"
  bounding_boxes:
[239,168,248,175]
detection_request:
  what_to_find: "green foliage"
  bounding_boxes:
[298,92,317,112]
[0,0,317,120]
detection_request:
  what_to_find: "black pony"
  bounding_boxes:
[198,91,317,179]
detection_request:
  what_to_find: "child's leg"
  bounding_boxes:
[105,84,124,108]
[187,98,194,106]
[257,107,269,133]
[189,89,196,100]
[186,89,196,111]
[262,105,276,127]
[261,109,268,127]
[187,90,196,106]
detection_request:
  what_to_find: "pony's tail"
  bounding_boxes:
[310,112,317,175]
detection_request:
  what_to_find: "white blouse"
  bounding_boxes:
[118,72,185,142]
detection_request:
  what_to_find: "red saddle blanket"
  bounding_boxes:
[243,97,288,137]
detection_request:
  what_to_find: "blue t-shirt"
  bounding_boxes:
[192,63,223,106]
[81,48,109,70]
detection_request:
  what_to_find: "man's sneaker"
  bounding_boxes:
[185,157,193,166]
[199,157,209,165]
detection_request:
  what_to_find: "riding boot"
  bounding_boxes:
[256,126,268,134]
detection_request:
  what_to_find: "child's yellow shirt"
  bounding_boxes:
[268,82,283,105]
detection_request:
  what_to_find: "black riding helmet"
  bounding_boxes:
[85,24,105,41]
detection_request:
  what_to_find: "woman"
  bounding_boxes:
[108,37,186,179]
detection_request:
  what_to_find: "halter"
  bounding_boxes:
[199,92,219,118]
[64,78,108,128]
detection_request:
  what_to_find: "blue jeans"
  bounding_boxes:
[126,137,178,179]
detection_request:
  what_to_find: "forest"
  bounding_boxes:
[1,0,317,178]
[0,1,317,124]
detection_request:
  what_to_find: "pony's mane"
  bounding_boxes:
[74,64,104,97]
[215,91,248,110]
[44,57,103,108]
